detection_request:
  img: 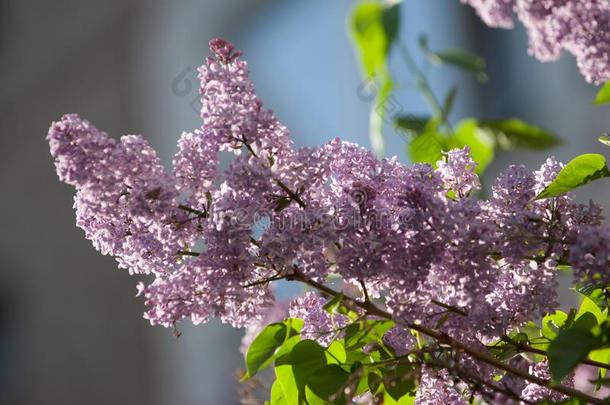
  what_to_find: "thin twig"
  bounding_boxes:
[243,274,286,288]
[430,299,468,317]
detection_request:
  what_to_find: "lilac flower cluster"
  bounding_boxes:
[49,39,609,403]
[461,0,610,83]
[521,360,574,402]
[289,291,349,346]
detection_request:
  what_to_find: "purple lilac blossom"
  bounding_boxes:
[570,224,610,285]
[382,326,415,356]
[416,367,467,405]
[461,0,610,83]
[521,360,574,402]
[436,147,480,197]
[288,292,349,346]
[48,38,610,403]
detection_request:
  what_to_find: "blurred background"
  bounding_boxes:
[0,1,608,404]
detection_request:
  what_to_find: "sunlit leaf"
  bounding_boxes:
[542,310,568,340]
[349,1,401,156]
[577,295,605,325]
[245,323,287,378]
[275,361,299,405]
[537,154,610,199]
[590,348,610,378]
[275,340,327,403]
[478,118,560,150]
[269,379,288,405]
[594,81,610,105]
[326,340,347,365]
[408,120,445,166]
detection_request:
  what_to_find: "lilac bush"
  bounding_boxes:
[462,0,610,83]
[48,37,610,404]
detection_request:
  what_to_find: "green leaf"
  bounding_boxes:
[572,312,598,332]
[349,1,399,78]
[380,2,400,47]
[383,390,416,405]
[370,81,392,156]
[542,310,568,340]
[323,293,346,316]
[590,348,610,378]
[326,340,347,365]
[276,340,327,403]
[599,134,610,146]
[408,122,445,167]
[245,322,287,378]
[478,119,560,150]
[383,363,417,401]
[419,37,487,82]
[394,115,431,137]
[286,317,304,333]
[304,388,327,405]
[306,364,350,400]
[349,1,401,156]
[431,49,485,72]
[269,379,288,405]
[355,374,370,398]
[275,362,299,405]
[274,335,301,360]
[426,48,486,76]
[368,372,383,394]
[594,81,610,105]
[344,320,394,349]
[577,295,605,325]
[576,285,610,311]
[547,328,601,381]
[537,154,610,199]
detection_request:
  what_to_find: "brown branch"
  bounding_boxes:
[430,299,468,317]
[243,274,286,288]
[178,204,207,218]
[239,137,306,210]
[241,136,259,158]
[358,279,370,304]
[177,250,200,257]
[289,270,606,405]
[446,362,536,405]
[274,179,306,209]
[515,341,610,371]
